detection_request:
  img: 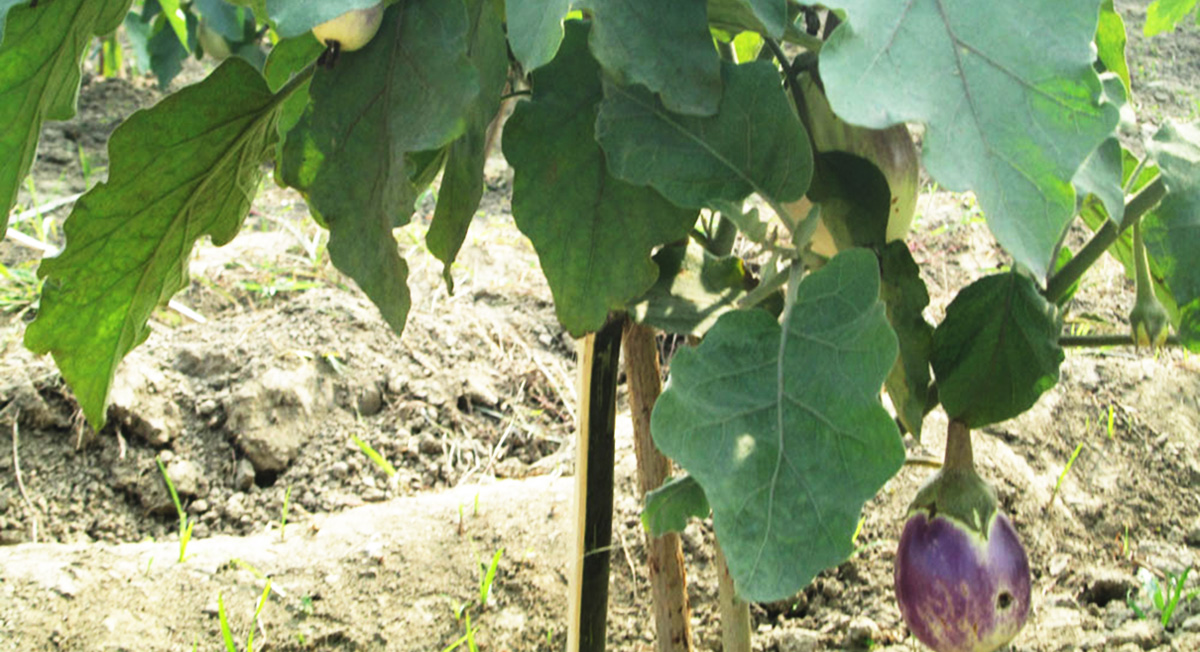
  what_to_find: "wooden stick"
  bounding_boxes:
[623,321,694,652]
[568,317,623,652]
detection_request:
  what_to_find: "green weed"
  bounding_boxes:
[218,580,273,652]
[1047,443,1083,509]
[155,456,194,562]
[351,434,396,477]
[1127,566,1199,627]
[279,485,293,542]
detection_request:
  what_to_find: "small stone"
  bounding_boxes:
[845,616,879,648]
[0,493,9,513]
[1181,614,1200,632]
[190,522,210,539]
[158,450,175,464]
[188,499,210,515]
[167,459,206,498]
[776,627,820,652]
[418,433,441,456]
[196,399,219,417]
[234,459,256,491]
[330,462,350,479]
[357,384,384,416]
[1185,523,1200,547]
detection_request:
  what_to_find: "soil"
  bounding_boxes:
[3,2,1200,651]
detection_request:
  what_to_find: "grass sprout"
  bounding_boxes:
[155,456,194,562]
[1047,443,1084,509]
[351,434,396,477]
[479,548,503,610]
[279,485,293,542]
[217,580,273,652]
[1128,566,1198,627]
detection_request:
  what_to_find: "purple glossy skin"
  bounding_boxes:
[895,512,1031,652]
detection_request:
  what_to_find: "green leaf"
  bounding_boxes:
[263,34,322,185]
[642,475,710,537]
[426,0,507,291]
[1144,0,1198,36]
[505,0,568,72]
[808,151,891,251]
[706,0,789,39]
[158,0,192,52]
[503,21,697,335]
[1178,299,1200,353]
[1096,1,1130,95]
[930,271,1064,429]
[0,0,131,228]
[24,59,284,429]
[578,0,722,116]
[651,250,903,602]
[880,242,933,438]
[194,0,245,42]
[147,13,191,88]
[1143,123,1200,309]
[821,0,1119,277]
[267,0,382,38]
[1073,137,1126,226]
[280,0,479,334]
[629,239,751,336]
[596,60,812,210]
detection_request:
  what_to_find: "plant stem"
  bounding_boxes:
[942,420,974,473]
[715,539,752,652]
[1044,175,1167,304]
[708,213,738,257]
[568,316,624,652]
[622,320,694,652]
[1133,219,1154,303]
[1058,333,1184,347]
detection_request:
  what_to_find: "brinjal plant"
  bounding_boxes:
[3,0,1200,650]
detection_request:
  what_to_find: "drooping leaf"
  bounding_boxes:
[880,242,933,438]
[426,0,507,291]
[596,60,812,210]
[0,0,132,228]
[652,249,904,601]
[1073,137,1126,226]
[503,21,697,335]
[642,475,710,537]
[267,0,383,38]
[706,0,788,39]
[1143,122,1200,310]
[24,59,286,428]
[578,0,722,116]
[1096,1,1131,95]
[930,271,1064,429]
[821,0,1119,277]
[280,0,479,334]
[1144,0,1198,36]
[505,0,568,72]
[629,238,751,336]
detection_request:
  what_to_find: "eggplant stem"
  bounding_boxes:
[943,420,974,472]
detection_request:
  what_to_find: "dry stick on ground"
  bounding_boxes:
[11,413,39,543]
[622,321,695,652]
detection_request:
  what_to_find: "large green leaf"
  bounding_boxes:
[1144,0,1198,36]
[642,475,710,537]
[651,250,904,601]
[266,0,383,38]
[505,0,568,72]
[880,242,933,438]
[1143,123,1200,309]
[280,0,479,334]
[579,0,722,116]
[596,60,811,210]
[0,0,131,229]
[629,238,751,336]
[930,272,1063,429]
[503,21,697,335]
[821,0,1119,278]
[1073,137,1126,226]
[426,0,507,291]
[24,59,286,428]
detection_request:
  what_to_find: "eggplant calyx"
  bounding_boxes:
[907,467,999,541]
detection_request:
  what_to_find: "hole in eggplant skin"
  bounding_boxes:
[997,591,1014,610]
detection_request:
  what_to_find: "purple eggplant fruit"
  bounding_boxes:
[895,421,1031,652]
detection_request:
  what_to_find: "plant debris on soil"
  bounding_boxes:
[3,2,1200,650]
